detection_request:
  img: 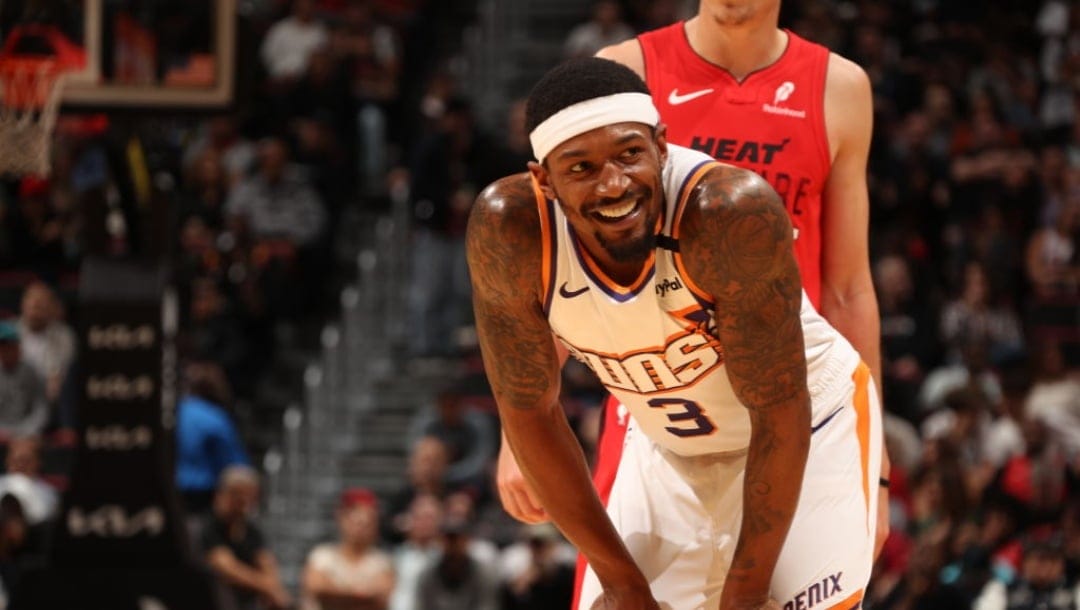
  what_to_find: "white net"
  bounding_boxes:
[0,61,66,177]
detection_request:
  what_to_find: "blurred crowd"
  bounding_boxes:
[810,1,1080,608]
[0,0,1076,609]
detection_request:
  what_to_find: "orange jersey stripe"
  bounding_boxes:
[852,362,873,534]
[671,161,723,304]
[532,175,557,313]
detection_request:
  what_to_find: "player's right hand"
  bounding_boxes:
[589,585,663,610]
[496,439,549,523]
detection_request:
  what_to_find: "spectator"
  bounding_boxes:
[0,493,47,608]
[907,457,972,542]
[875,537,970,610]
[182,116,257,189]
[471,475,532,550]
[175,361,250,515]
[225,184,315,326]
[176,215,225,290]
[16,282,76,405]
[974,535,1078,610]
[489,99,533,179]
[302,488,395,610]
[1036,147,1070,228]
[225,137,328,249]
[563,0,634,59]
[389,493,443,610]
[1025,339,1080,460]
[406,98,497,357]
[0,436,58,526]
[332,0,400,105]
[185,277,256,395]
[921,338,1004,415]
[179,150,231,231]
[2,178,67,272]
[922,387,996,470]
[407,388,495,490]
[415,519,498,610]
[0,322,48,437]
[1026,199,1079,300]
[940,501,1023,604]
[498,523,575,610]
[876,254,941,422]
[385,436,450,541]
[261,0,329,82]
[287,47,353,134]
[941,261,1025,365]
[991,418,1069,529]
[983,361,1030,471]
[440,490,498,569]
[199,465,292,610]
[330,0,400,190]
[289,111,353,224]
[1065,503,1080,582]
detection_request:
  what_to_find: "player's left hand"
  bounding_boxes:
[874,485,890,559]
[496,439,549,523]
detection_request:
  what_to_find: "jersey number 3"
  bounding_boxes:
[648,398,716,437]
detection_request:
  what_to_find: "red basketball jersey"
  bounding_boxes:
[639,24,832,308]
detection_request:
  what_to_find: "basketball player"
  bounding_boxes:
[496,0,890,562]
[468,57,881,610]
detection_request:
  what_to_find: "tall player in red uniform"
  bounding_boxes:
[494,0,890,593]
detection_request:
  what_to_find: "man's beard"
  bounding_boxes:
[596,226,657,263]
[595,189,660,263]
[587,183,660,263]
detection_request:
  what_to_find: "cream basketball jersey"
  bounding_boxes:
[537,145,860,456]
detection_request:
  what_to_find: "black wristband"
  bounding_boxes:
[879,477,890,489]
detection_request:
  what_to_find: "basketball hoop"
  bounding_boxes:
[0,25,85,177]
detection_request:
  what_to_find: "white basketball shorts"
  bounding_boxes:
[577,363,882,610]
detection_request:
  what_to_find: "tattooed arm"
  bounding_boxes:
[466,175,654,605]
[680,167,812,610]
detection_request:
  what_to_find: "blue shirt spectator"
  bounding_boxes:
[175,360,250,515]
[176,394,249,495]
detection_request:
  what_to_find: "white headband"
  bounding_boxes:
[529,92,660,162]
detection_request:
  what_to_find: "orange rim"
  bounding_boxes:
[0,57,62,110]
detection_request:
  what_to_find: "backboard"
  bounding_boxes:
[0,0,236,110]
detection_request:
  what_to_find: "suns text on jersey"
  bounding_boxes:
[563,328,724,394]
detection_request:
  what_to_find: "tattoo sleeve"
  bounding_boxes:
[466,175,645,590]
[466,175,560,411]
[680,166,812,602]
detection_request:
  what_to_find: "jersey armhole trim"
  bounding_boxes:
[532,176,558,315]
[815,48,834,180]
[670,160,722,305]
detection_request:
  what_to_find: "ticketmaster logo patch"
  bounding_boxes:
[762,104,807,118]
[765,81,805,118]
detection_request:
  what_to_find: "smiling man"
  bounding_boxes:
[466,57,881,610]
[498,4,889,576]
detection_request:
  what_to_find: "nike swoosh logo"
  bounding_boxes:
[558,282,590,298]
[810,407,844,434]
[668,88,715,105]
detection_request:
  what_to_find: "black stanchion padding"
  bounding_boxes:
[11,257,222,610]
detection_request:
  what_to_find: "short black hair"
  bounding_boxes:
[525,57,650,134]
